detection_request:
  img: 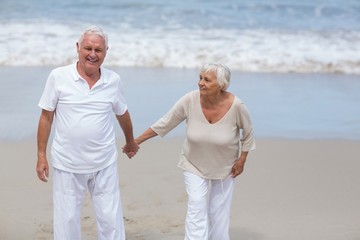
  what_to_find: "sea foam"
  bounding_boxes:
[1,22,359,74]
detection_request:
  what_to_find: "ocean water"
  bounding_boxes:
[1,0,360,141]
[0,67,359,141]
[1,0,360,74]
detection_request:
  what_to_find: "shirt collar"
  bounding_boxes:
[72,62,107,84]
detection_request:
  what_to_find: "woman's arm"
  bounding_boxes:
[135,128,158,145]
[134,92,192,147]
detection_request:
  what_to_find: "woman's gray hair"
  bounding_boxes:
[78,26,108,48]
[200,63,231,91]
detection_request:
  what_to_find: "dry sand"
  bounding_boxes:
[0,138,359,240]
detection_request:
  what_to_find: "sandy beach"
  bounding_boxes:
[2,0,360,238]
[0,137,359,240]
[1,65,359,240]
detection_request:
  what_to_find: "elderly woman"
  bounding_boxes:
[134,63,255,240]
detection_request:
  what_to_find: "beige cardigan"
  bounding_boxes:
[151,90,255,179]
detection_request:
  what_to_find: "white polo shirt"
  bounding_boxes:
[39,63,127,173]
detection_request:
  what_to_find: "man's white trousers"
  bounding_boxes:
[183,171,234,240]
[53,162,125,240]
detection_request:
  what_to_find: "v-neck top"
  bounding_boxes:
[151,90,255,179]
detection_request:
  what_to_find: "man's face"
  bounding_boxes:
[76,34,107,75]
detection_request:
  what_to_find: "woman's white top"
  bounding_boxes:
[151,90,255,179]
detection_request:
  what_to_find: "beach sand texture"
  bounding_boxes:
[0,138,359,240]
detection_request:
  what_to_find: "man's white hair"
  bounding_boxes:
[78,25,108,48]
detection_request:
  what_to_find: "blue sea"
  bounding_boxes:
[1,0,360,73]
[0,0,360,140]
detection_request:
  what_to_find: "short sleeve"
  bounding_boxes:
[236,100,256,152]
[151,93,190,137]
[113,76,128,115]
[38,71,59,111]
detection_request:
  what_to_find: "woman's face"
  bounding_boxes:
[198,71,221,95]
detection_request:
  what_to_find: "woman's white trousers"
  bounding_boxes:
[183,171,234,240]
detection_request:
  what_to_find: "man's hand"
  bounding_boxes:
[122,140,139,159]
[36,157,49,182]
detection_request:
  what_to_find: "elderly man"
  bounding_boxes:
[36,26,138,240]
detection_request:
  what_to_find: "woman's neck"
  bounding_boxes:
[200,91,227,108]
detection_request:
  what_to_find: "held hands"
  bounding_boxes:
[123,129,156,159]
[122,140,139,159]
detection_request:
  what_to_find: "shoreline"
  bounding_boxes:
[1,137,359,239]
[1,66,360,141]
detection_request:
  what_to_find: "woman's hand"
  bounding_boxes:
[122,140,139,159]
[231,161,244,178]
[231,151,248,178]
